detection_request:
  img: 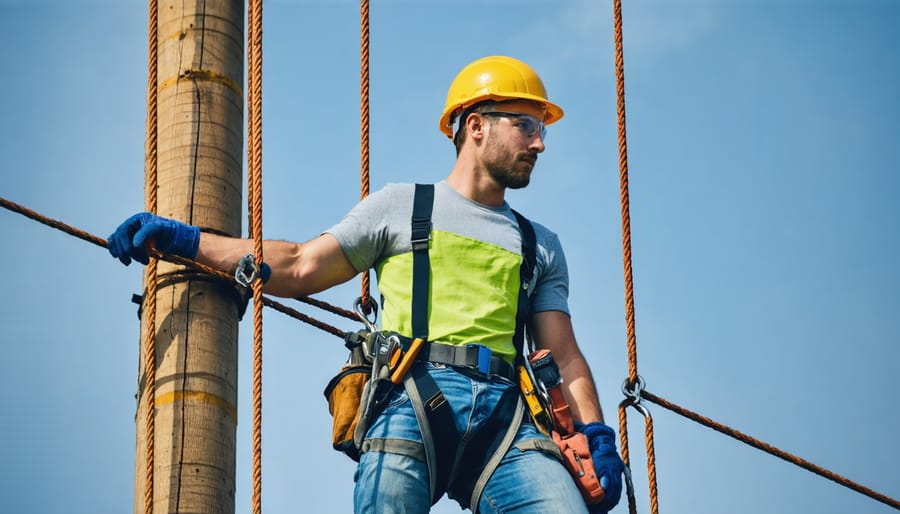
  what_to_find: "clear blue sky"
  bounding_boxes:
[1,1,897,513]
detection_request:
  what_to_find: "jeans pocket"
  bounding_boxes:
[383,386,410,410]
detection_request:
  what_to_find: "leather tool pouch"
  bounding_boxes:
[551,430,606,505]
[323,331,374,462]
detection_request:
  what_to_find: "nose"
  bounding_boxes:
[529,132,545,153]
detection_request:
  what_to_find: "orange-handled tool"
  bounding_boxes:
[390,337,426,384]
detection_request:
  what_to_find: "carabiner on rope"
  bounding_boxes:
[621,375,646,406]
[354,296,379,333]
[235,253,260,287]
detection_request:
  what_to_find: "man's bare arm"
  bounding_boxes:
[531,309,605,424]
[195,232,359,298]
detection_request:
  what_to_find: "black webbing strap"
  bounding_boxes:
[406,185,538,505]
[447,386,520,508]
[511,209,536,360]
[411,183,435,339]
[409,362,458,504]
[410,183,456,503]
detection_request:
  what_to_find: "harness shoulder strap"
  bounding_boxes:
[511,208,536,361]
[405,185,539,509]
[411,183,435,339]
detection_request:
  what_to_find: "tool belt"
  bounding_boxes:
[400,337,516,381]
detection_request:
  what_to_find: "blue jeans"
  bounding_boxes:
[354,363,589,513]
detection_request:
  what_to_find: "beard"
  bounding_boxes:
[483,137,538,190]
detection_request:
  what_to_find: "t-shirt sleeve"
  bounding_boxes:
[530,228,571,316]
[323,187,395,273]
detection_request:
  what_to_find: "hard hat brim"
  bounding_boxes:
[439,94,564,139]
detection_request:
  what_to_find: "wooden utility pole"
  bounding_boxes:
[135,1,244,512]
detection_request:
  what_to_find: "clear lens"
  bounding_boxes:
[481,111,546,140]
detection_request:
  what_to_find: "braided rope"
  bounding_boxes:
[643,411,659,514]
[0,195,355,332]
[617,403,637,514]
[618,400,659,514]
[610,0,658,511]
[613,0,638,386]
[607,1,900,511]
[642,391,900,510]
[359,0,372,313]
[247,0,265,511]
[143,1,159,510]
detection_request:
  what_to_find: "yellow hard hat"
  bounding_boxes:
[439,55,564,139]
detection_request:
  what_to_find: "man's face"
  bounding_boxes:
[479,101,547,190]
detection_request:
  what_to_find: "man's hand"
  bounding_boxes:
[577,421,624,513]
[108,212,200,265]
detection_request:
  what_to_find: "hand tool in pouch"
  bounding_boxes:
[528,349,606,505]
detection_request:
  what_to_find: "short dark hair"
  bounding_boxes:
[452,108,473,155]
[452,101,502,155]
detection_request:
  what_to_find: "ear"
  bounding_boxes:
[466,112,487,142]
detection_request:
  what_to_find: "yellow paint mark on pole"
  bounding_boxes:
[155,390,238,424]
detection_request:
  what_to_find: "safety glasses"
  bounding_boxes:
[480,111,547,140]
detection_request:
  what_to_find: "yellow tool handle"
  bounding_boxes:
[518,365,550,435]
[390,337,425,384]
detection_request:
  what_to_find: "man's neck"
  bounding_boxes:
[445,160,506,207]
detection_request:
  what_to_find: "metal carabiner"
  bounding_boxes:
[353,296,379,333]
[235,254,259,287]
[621,375,647,406]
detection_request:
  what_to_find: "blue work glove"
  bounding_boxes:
[108,212,200,265]
[576,421,624,513]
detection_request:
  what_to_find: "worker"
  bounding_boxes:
[108,55,624,513]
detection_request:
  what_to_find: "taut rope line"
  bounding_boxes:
[359,0,373,314]
[0,196,353,338]
[611,0,660,511]
[247,0,265,511]
[641,391,900,510]
[142,1,160,511]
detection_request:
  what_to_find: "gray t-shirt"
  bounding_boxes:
[326,181,570,317]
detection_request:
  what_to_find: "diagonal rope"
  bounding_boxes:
[142,1,159,511]
[247,0,265,511]
[641,391,900,510]
[0,196,356,332]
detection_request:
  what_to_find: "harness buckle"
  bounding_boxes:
[411,218,432,251]
[468,344,493,374]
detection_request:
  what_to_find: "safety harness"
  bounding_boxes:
[325,183,604,509]
[396,183,537,509]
